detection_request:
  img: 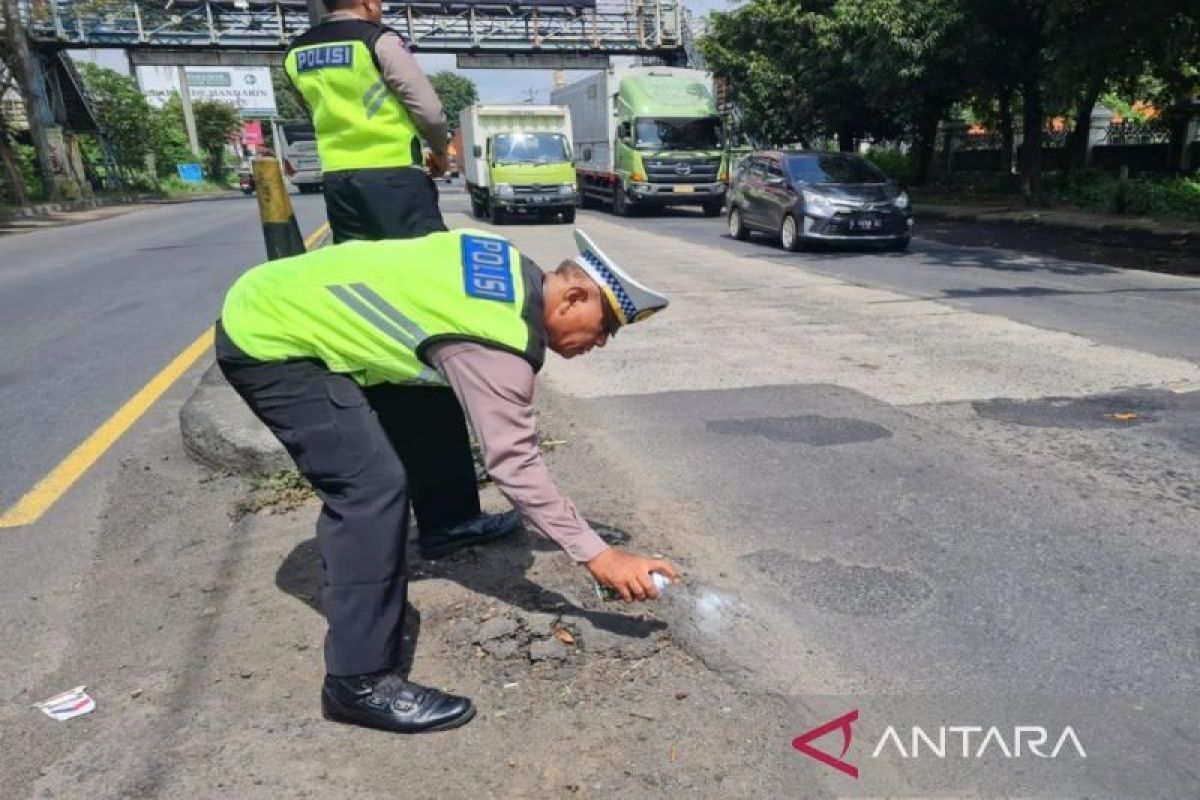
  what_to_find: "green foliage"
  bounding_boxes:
[158,175,230,196]
[1055,170,1200,218]
[701,0,1200,190]
[271,67,307,121]
[428,71,478,133]
[161,94,241,182]
[76,61,156,172]
[864,150,915,185]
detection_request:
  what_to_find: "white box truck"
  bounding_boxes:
[460,104,577,224]
[552,66,728,217]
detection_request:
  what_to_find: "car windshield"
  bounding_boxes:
[634,117,721,151]
[786,154,887,184]
[491,133,570,164]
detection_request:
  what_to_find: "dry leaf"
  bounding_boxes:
[553,628,576,645]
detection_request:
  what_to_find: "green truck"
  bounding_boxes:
[552,66,727,217]
[460,104,577,224]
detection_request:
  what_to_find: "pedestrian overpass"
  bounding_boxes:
[23,0,689,67]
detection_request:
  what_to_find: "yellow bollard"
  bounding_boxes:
[252,156,307,260]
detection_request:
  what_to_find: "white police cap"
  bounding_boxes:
[572,228,669,329]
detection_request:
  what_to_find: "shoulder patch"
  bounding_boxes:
[461,234,515,303]
[295,44,354,72]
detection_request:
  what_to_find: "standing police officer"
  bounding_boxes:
[286,0,510,559]
[216,229,679,733]
[285,0,449,242]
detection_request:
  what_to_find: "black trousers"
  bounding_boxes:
[215,323,477,676]
[322,166,447,244]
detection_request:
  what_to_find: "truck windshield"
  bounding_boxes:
[491,133,570,164]
[634,117,721,151]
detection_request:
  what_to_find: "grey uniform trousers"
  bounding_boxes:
[216,322,457,676]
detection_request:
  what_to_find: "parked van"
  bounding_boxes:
[278,120,322,194]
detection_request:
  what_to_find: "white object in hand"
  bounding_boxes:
[595,571,671,601]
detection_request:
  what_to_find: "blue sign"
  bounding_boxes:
[296,45,354,72]
[461,234,514,302]
[176,163,203,182]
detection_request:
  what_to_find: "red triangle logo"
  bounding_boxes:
[792,709,859,778]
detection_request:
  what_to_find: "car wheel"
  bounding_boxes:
[885,235,911,252]
[728,206,750,240]
[702,201,723,217]
[780,214,803,252]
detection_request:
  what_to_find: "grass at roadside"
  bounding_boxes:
[866,150,1200,223]
[158,176,236,197]
[232,469,313,519]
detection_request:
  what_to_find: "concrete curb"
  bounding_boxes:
[917,203,1198,239]
[179,362,290,477]
[1,191,238,223]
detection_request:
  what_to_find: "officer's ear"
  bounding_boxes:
[561,284,590,312]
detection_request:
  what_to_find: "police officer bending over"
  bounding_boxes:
[285,0,451,242]
[215,229,680,733]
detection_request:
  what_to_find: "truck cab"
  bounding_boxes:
[615,70,727,216]
[556,67,728,217]
[460,105,577,225]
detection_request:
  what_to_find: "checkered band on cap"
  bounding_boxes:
[578,251,637,322]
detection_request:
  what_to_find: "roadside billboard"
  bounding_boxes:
[135,66,277,118]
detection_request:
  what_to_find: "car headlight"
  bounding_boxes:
[559,183,575,196]
[893,191,910,209]
[802,190,837,218]
[495,183,514,198]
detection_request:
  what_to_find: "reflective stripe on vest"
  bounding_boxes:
[284,30,419,172]
[220,230,545,387]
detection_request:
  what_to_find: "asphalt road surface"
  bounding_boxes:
[0,192,328,512]
[442,190,1200,795]
[2,185,1197,796]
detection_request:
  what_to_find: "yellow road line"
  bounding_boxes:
[305,221,330,250]
[0,221,331,529]
[0,327,215,529]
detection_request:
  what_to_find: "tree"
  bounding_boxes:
[428,71,477,132]
[0,54,26,203]
[1,0,57,198]
[833,0,971,182]
[75,61,156,174]
[271,66,306,120]
[193,100,241,180]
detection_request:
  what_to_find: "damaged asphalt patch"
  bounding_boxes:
[707,414,893,446]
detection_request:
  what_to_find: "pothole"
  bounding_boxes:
[707,415,893,446]
[742,550,932,616]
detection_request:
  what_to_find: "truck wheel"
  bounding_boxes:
[562,209,576,224]
[612,184,631,217]
[470,195,485,218]
[488,199,504,225]
[702,201,723,217]
[578,186,594,210]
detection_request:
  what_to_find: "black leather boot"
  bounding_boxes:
[322,671,475,734]
[420,510,522,560]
